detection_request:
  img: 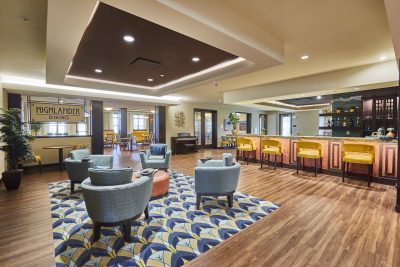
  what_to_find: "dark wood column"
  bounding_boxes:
[155,106,166,143]
[246,113,252,134]
[396,59,400,213]
[8,93,22,109]
[91,100,104,154]
[120,108,127,138]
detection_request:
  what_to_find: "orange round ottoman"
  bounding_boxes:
[151,170,170,199]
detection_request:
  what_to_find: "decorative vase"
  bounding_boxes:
[232,128,238,135]
[336,109,342,113]
[349,108,356,113]
[386,128,395,138]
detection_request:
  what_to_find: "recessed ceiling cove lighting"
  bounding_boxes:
[379,56,387,61]
[300,55,309,60]
[192,57,200,62]
[94,68,102,73]
[123,35,134,42]
[160,74,164,77]
[147,78,154,82]
[316,96,322,99]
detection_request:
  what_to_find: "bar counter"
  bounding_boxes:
[234,134,398,184]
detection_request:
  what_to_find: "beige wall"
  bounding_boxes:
[0,79,4,173]
[166,103,267,147]
[27,136,92,165]
[265,110,320,136]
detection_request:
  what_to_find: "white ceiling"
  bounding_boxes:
[0,0,398,108]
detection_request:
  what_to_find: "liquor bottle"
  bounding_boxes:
[350,117,354,127]
[328,120,331,127]
[343,117,347,127]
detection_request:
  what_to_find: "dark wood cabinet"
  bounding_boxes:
[362,95,398,136]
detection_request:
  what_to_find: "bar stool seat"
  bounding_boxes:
[260,139,283,170]
[342,144,375,186]
[296,141,322,177]
[236,138,256,165]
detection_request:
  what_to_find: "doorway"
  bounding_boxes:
[194,109,217,149]
[279,113,292,136]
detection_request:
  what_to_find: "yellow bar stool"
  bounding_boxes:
[236,137,256,165]
[260,139,283,170]
[296,141,323,177]
[342,144,375,187]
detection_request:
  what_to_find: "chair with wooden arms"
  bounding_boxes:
[342,143,375,186]
[296,141,323,177]
[260,139,283,170]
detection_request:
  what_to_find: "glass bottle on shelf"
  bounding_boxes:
[328,120,331,127]
[350,117,354,127]
[343,117,347,127]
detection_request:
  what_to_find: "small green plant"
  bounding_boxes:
[227,113,240,129]
[30,121,43,136]
[0,108,35,170]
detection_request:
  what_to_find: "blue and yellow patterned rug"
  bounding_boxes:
[49,171,280,266]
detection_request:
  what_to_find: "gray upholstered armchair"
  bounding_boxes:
[64,149,113,193]
[81,168,153,242]
[194,153,241,209]
[139,144,171,170]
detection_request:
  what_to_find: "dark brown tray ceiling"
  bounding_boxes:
[67,3,238,87]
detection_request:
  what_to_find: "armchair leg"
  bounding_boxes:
[296,157,300,174]
[93,222,101,242]
[144,206,149,219]
[236,149,239,162]
[261,153,264,168]
[320,157,323,174]
[227,193,233,208]
[274,154,277,170]
[123,222,131,242]
[196,193,201,209]
[314,158,317,177]
[70,181,74,194]
[267,154,270,166]
[368,164,373,187]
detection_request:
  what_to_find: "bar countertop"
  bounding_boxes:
[232,134,398,143]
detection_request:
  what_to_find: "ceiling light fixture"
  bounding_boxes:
[147,78,154,82]
[379,56,387,61]
[123,35,134,42]
[301,94,306,97]
[151,110,155,113]
[192,57,200,62]
[160,74,164,77]
[94,68,102,73]
[300,55,309,60]
[316,96,322,99]
[104,107,113,111]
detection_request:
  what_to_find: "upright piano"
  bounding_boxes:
[171,133,198,155]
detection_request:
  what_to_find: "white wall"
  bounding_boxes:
[166,103,267,147]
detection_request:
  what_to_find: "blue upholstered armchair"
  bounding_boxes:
[194,153,241,209]
[139,144,171,170]
[81,168,153,242]
[64,149,113,193]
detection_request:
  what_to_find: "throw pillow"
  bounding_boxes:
[223,153,234,166]
[150,144,166,157]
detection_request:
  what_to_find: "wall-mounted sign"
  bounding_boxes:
[30,103,84,123]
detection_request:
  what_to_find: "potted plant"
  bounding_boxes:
[349,106,356,113]
[30,121,43,136]
[0,108,35,190]
[336,107,343,113]
[228,113,240,135]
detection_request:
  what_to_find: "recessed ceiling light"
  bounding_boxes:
[104,107,113,111]
[147,78,154,82]
[192,57,200,62]
[59,100,64,104]
[160,74,164,77]
[20,16,30,23]
[379,56,387,61]
[316,96,322,99]
[151,110,155,113]
[300,55,309,60]
[123,35,134,42]
[94,68,102,73]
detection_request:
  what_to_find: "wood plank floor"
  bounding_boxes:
[0,148,399,267]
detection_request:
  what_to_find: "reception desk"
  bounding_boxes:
[234,134,398,184]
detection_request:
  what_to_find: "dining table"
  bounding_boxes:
[43,145,74,170]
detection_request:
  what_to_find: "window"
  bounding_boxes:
[77,123,87,135]
[48,122,66,135]
[112,113,120,133]
[133,114,145,130]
